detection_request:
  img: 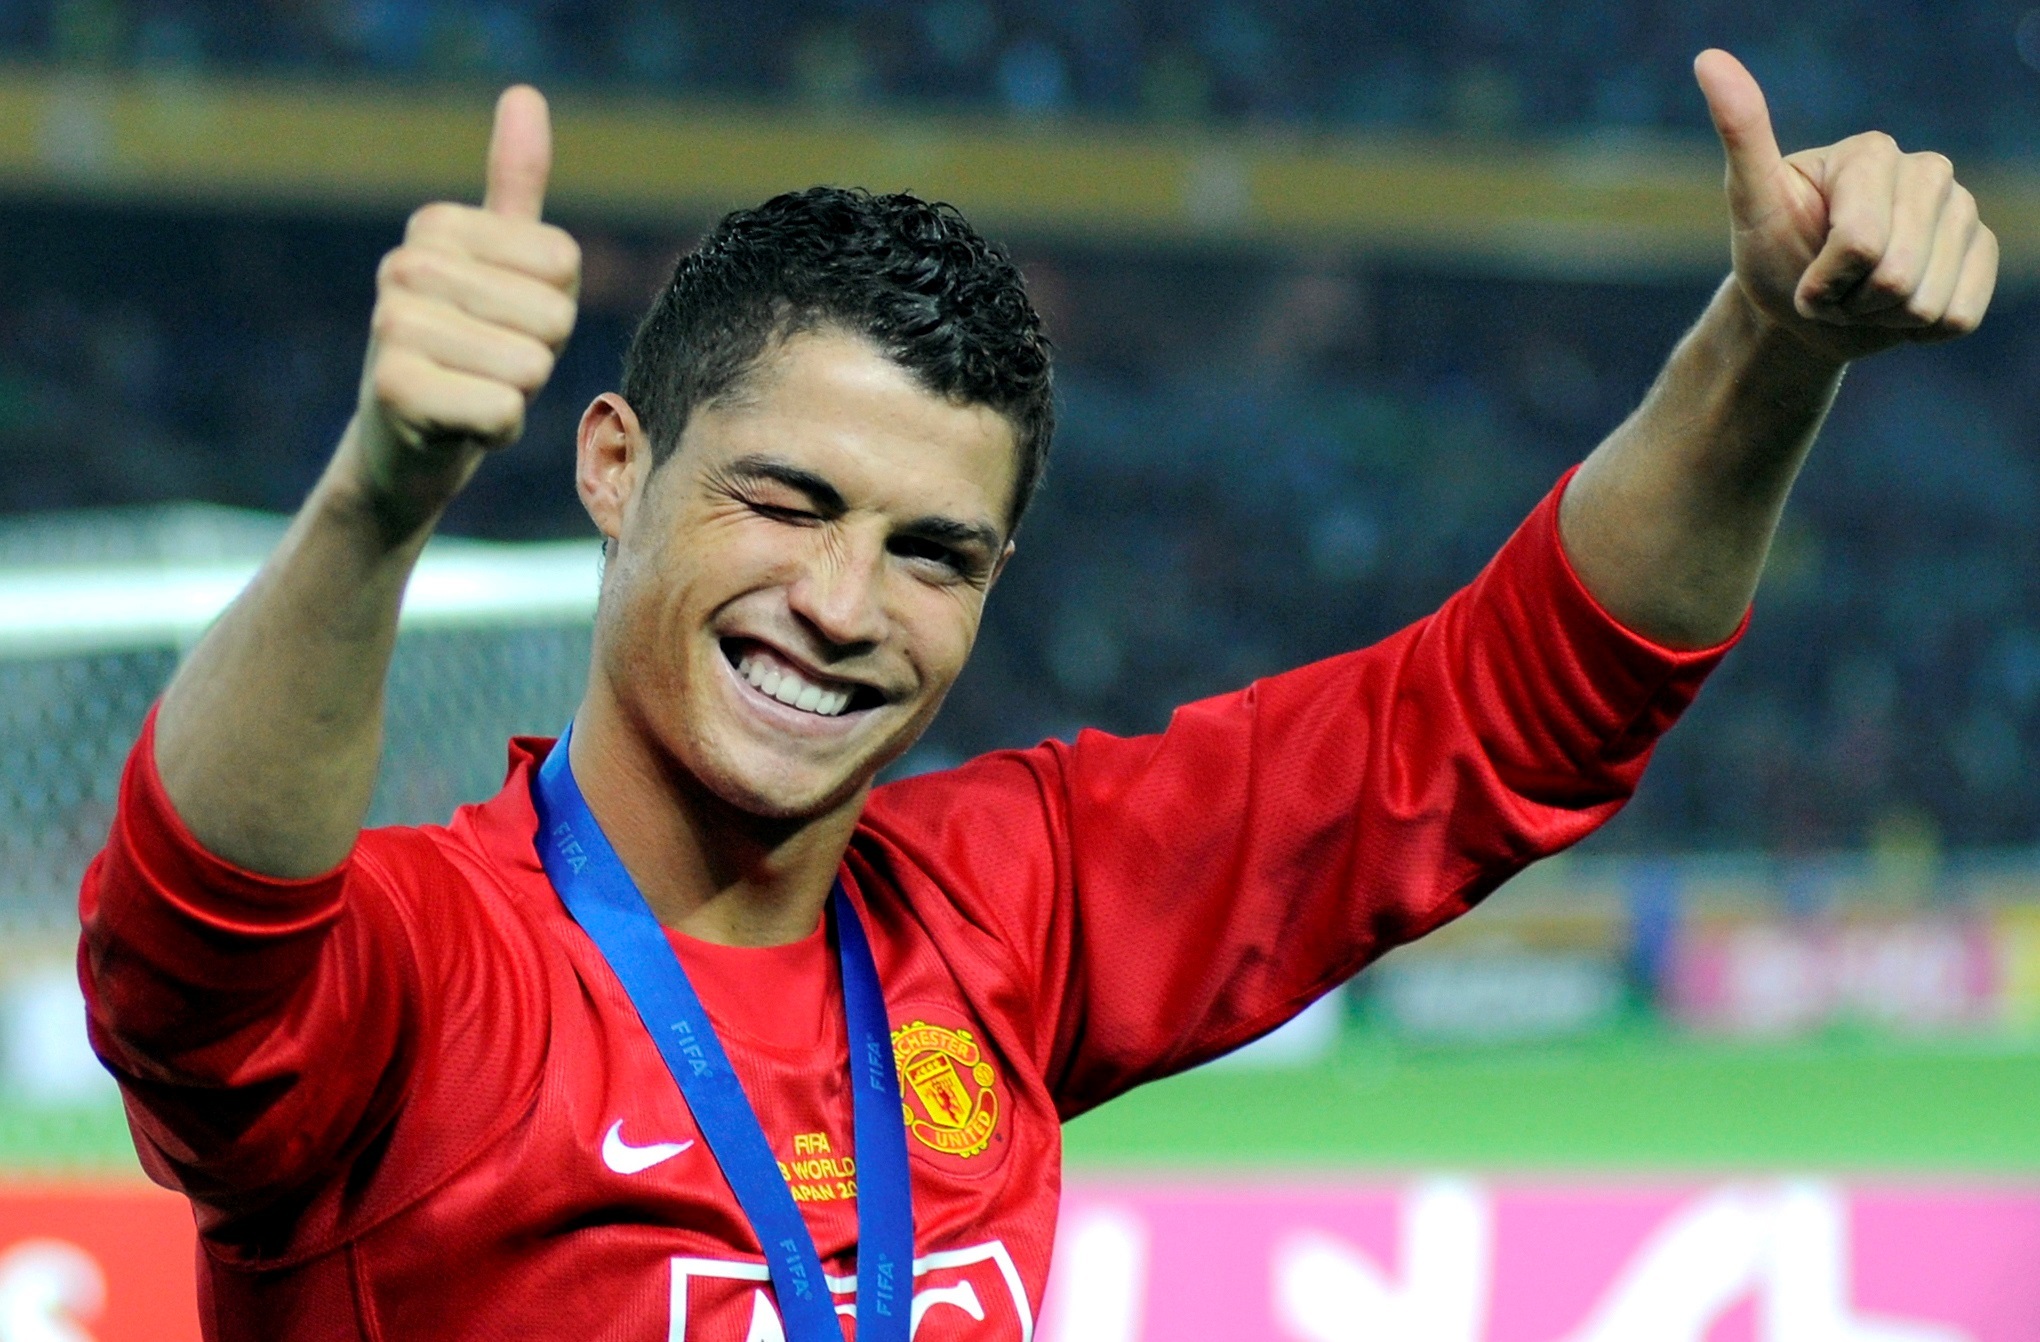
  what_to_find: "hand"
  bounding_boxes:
[352,85,581,510]
[1696,48,1998,364]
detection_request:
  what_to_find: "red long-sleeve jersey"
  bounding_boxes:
[78,477,1731,1341]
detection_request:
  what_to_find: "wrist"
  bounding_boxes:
[328,414,482,544]
[1714,276,1850,393]
[323,417,470,549]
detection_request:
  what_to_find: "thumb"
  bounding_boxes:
[484,85,551,221]
[1694,49,1786,220]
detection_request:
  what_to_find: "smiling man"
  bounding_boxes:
[80,52,1995,1342]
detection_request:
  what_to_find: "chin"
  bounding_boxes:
[688,741,880,823]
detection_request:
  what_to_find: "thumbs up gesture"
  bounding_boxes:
[1697,50,1997,363]
[354,86,581,507]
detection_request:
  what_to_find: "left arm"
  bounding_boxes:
[863,480,1733,1114]
[1561,49,1998,649]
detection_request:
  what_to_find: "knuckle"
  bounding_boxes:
[543,226,582,282]
[369,299,404,342]
[378,246,432,290]
[1830,231,1883,273]
[406,201,464,240]
[539,293,579,344]
[513,342,557,392]
[481,388,526,441]
[371,352,420,406]
[1913,149,1954,182]
[371,294,432,345]
[1868,257,1919,299]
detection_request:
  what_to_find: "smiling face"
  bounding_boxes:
[581,327,1018,822]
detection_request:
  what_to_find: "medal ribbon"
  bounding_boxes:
[532,727,913,1342]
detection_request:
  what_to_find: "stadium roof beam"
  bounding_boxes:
[4,71,2037,279]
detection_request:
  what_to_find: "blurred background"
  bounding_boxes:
[0,1,2038,1337]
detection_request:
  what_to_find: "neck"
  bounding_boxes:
[564,692,865,949]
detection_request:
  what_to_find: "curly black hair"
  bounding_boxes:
[621,187,1054,530]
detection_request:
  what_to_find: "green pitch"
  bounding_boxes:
[1063,1027,2040,1174]
[6,1028,2037,1174]
[0,1099,137,1172]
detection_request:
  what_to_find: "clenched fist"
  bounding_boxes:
[1697,49,1998,364]
[354,85,580,508]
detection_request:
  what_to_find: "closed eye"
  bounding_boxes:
[747,500,822,525]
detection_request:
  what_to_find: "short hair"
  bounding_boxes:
[621,187,1055,531]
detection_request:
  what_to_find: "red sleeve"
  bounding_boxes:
[861,471,1737,1117]
[76,708,421,1220]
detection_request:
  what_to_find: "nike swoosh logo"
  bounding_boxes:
[602,1120,695,1175]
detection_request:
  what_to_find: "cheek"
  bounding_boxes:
[656,517,809,622]
[893,587,985,690]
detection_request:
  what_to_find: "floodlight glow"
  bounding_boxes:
[0,541,600,659]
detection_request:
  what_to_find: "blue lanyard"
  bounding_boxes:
[532,729,913,1342]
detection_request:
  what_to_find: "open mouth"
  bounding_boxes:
[721,638,887,720]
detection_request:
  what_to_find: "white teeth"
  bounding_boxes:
[733,646,860,717]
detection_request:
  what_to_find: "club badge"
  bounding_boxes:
[891,1020,1000,1159]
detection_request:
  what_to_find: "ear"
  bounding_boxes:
[576,393,651,546]
[987,539,1017,591]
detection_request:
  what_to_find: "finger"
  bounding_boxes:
[372,295,558,394]
[1866,184,1975,328]
[405,202,580,288]
[373,347,528,447]
[1918,226,1998,342]
[1794,135,1900,320]
[1695,49,1787,222]
[378,247,579,349]
[1842,152,1955,318]
[484,85,551,221]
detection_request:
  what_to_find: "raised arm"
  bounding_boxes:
[153,87,580,876]
[1561,50,1997,649]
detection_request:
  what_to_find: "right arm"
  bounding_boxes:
[79,88,578,1215]
[155,86,579,877]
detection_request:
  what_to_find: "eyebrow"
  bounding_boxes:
[899,514,1003,558]
[725,453,1004,557]
[725,455,846,515]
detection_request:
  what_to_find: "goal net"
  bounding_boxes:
[0,503,600,935]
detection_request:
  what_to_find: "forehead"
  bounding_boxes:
[677,329,1019,527]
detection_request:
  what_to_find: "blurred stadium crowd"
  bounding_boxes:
[3,200,2038,857]
[0,4,2030,1177]
[0,2,2038,859]
[5,0,2040,153]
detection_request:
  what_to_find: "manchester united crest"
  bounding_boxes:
[891,1020,1000,1159]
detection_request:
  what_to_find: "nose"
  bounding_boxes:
[785,525,888,652]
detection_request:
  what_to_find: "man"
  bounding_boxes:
[79,50,1993,1340]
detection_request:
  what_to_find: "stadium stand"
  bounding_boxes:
[3,0,2039,155]
[0,21,2033,1340]
[2,194,2038,854]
